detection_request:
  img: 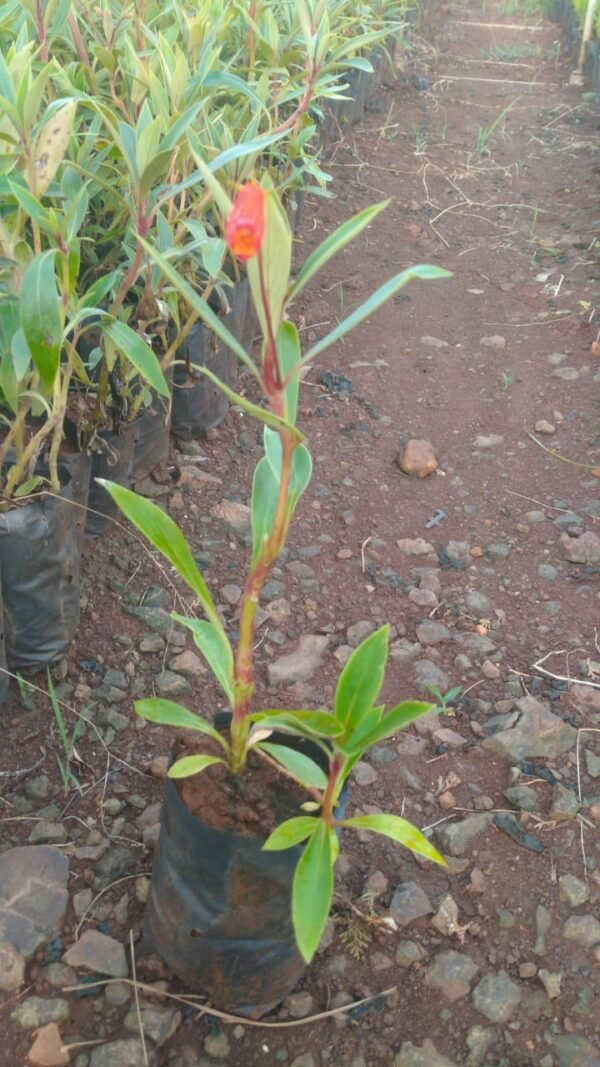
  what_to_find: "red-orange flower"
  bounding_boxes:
[225,182,266,261]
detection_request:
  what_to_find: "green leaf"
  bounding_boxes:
[338,814,447,866]
[31,99,77,197]
[8,181,55,231]
[189,363,302,440]
[347,701,435,753]
[20,251,61,392]
[251,710,344,738]
[263,428,312,512]
[263,816,318,851]
[135,698,229,751]
[102,320,169,397]
[292,820,333,963]
[250,454,278,566]
[288,201,388,301]
[304,266,453,364]
[334,626,389,736]
[278,320,300,424]
[168,754,226,779]
[258,742,328,791]
[172,615,235,707]
[139,236,259,381]
[96,481,221,625]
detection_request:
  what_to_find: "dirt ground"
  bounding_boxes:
[2,1,600,1065]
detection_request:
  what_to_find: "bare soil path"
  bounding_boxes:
[2,2,600,1066]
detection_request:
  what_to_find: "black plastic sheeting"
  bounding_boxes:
[0,451,91,671]
[131,381,172,483]
[171,280,249,440]
[143,732,346,1017]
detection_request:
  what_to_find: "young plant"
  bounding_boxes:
[101,175,451,962]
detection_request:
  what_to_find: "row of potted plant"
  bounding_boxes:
[0,0,409,693]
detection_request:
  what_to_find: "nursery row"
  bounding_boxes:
[0,0,410,693]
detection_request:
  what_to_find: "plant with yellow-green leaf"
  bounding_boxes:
[101,172,452,970]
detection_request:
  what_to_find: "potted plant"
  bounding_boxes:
[101,175,450,1016]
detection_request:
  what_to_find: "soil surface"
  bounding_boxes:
[2,2,600,1066]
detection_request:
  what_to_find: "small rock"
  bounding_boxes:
[267,634,329,686]
[167,650,206,677]
[562,914,600,949]
[420,336,448,348]
[482,695,576,763]
[0,940,25,992]
[533,905,552,956]
[221,583,242,605]
[560,530,600,565]
[211,500,251,538]
[286,991,315,1018]
[347,620,376,647]
[63,930,127,978]
[28,822,68,846]
[396,439,438,479]
[471,971,522,1023]
[435,814,491,856]
[551,1035,600,1067]
[156,670,191,697]
[149,755,169,779]
[535,420,556,435]
[409,587,439,609]
[465,1026,494,1067]
[353,761,378,786]
[481,659,500,680]
[124,1003,181,1046]
[584,749,600,778]
[480,335,505,349]
[473,434,504,449]
[12,997,70,1029]
[395,1039,458,1067]
[389,882,433,926]
[430,894,464,937]
[415,621,450,645]
[90,1039,156,1067]
[397,537,436,556]
[425,950,478,1001]
[264,598,292,626]
[519,962,537,979]
[550,782,580,821]
[552,366,579,380]
[396,940,427,967]
[0,846,69,959]
[504,785,539,813]
[538,968,562,999]
[204,1032,230,1059]
[27,1023,69,1067]
[414,660,450,692]
[105,981,132,1006]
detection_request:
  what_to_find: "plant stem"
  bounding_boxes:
[230,427,296,771]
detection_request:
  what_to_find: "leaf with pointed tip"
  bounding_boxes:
[346,701,434,753]
[172,615,234,707]
[263,816,318,850]
[20,252,61,392]
[258,742,328,791]
[102,320,169,396]
[338,814,446,866]
[168,754,226,779]
[292,821,333,963]
[334,626,389,737]
[135,698,229,752]
[288,201,388,301]
[304,266,452,364]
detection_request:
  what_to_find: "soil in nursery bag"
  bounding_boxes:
[142,738,320,1018]
[0,451,91,670]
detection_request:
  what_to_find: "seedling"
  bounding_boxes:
[48,670,82,796]
[423,683,462,713]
